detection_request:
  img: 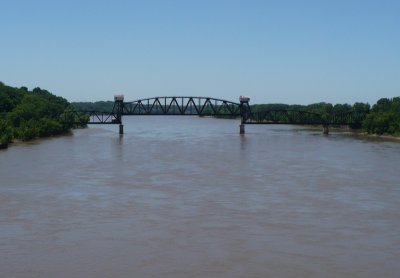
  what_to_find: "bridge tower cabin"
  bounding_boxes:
[114,94,124,134]
[239,95,251,134]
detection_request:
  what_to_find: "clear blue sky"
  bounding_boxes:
[1,0,399,104]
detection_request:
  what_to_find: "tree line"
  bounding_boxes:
[360,97,400,135]
[0,82,82,148]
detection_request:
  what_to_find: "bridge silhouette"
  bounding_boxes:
[62,95,368,134]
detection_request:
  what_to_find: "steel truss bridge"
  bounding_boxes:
[61,96,369,134]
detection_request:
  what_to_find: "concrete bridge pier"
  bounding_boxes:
[119,124,124,135]
[323,124,329,135]
[240,124,245,134]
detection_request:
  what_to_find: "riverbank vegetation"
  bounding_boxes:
[0,82,80,149]
[362,97,400,136]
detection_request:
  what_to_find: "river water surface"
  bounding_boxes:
[1,117,400,277]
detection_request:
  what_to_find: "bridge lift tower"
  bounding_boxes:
[114,94,124,134]
[239,95,251,134]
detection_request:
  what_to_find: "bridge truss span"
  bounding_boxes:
[122,96,242,117]
[244,109,324,125]
[60,110,120,125]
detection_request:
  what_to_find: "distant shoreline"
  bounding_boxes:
[359,133,400,142]
[327,127,400,142]
[297,124,400,142]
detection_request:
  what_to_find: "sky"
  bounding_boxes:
[1,0,399,105]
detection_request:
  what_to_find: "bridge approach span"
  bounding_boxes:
[246,110,323,125]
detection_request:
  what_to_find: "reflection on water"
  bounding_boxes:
[1,117,400,278]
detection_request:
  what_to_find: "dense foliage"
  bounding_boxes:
[0,82,78,148]
[362,97,400,135]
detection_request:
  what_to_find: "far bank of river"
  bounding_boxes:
[301,124,400,142]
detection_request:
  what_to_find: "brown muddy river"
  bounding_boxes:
[1,116,400,277]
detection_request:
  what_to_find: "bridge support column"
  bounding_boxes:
[114,94,124,135]
[323,125,329,135]
[239,96,250,135]
[240,124,245,134]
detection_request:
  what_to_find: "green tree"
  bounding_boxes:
[0,81,85,148]
[363,97,400,135]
